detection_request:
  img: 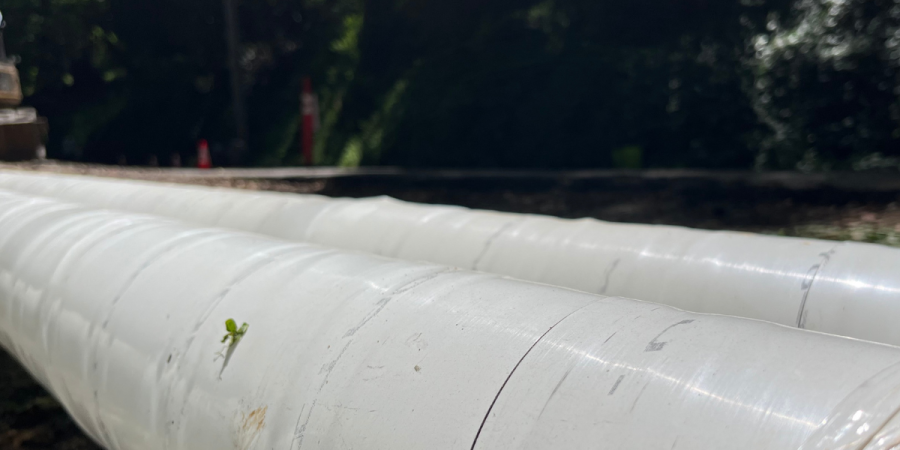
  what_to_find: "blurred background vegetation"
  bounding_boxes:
[3,0,899,169]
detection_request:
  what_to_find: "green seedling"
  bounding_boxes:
[221,319,249,347]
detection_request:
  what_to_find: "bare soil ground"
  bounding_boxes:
[1,160,900,448]
[0,350,99,449]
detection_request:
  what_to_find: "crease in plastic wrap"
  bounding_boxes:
[2,171,900,346]
[2,189,900,449]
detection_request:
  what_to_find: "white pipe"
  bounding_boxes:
[2,189,900,450]
[0,171,898,346]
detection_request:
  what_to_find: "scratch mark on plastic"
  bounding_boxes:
[598,259,621,294]
[471,220,522,270]
[391,266,457,296]
[608,375,626,396]
[292,270,452,449]
[645,320,694,352]
[630,382,651,412]
[796,247,838,329]
[535,367,574,420]
[603,332,617,344]
[343,268,455,339]
[343,298,391,338]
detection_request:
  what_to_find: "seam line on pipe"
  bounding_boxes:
[795,245,839,328]
[470,301,593,450]
[204,192,235,226]
[301,199,346,241]
[858,407,900,450]
[290,264,456,450]
[853,361,900,450]
[119,184,148,214]
[471,219,522,271]
[43,217,157,397]
[88,230,222,448]
[387,210,458,257]
[251,197,293,233]
[798,360,900,450]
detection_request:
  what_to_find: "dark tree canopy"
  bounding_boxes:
[3,0,898,170]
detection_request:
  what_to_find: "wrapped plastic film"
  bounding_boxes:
[3,190,900,449]
[1,171,899,346]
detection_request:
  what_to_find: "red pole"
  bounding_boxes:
[301,77,316,166]
[197,139,212,169]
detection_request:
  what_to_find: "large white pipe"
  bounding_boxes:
[3,189,900,449]
[0,171,898,346]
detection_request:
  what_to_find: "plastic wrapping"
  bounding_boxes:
[3,189,900,449]
[1,171,899,347]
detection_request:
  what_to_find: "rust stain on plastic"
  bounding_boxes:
[235,406,267,450]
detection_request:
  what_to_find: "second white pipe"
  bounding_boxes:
[0,170,897,346]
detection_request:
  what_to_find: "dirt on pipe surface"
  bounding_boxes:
[1,159,900,448]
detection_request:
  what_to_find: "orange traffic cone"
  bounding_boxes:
[197,139,212,169]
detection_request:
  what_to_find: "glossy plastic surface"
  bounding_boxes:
[3,190,900,449]
[0,171,897,347]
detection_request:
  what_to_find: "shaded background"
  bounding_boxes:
[2,0,899,170]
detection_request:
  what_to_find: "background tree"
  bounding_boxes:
[3,0,898,170]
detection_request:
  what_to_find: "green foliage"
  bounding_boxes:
[748,0,900,170]
[3,0,118,94]
[777,223,900,247]
[612,146,643,169]
[5,0,899,169]
[4,0,363,165]
[325,0,769,168]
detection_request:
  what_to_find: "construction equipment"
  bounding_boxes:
[0,10,47,161]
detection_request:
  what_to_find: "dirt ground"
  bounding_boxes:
[1,160,900,448]
[0,350,99,449]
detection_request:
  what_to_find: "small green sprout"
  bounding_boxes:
[221,319,249,346]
